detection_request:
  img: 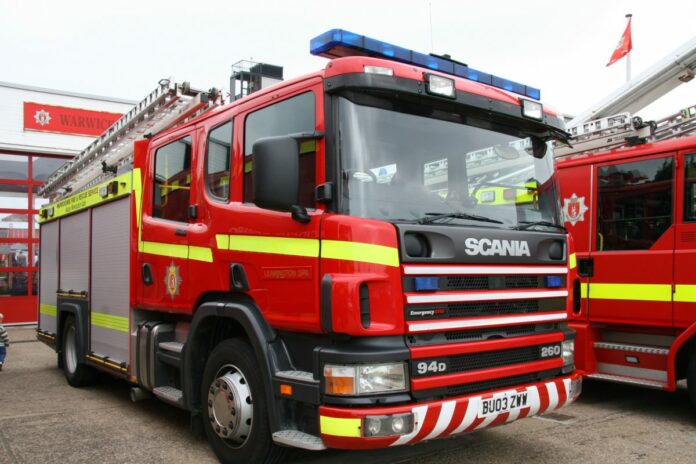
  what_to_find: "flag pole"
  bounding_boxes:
[625,13,632,82]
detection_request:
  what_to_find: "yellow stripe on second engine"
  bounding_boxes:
[585,283,672,302]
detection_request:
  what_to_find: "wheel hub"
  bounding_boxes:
[207,367,253,445]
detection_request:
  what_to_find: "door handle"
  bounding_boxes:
[175,228,187,237]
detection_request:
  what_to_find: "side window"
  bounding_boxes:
[243,92,316,206]
[153,136,192,222]
[206,121,233,201]
[684,154,696,221]
[596,156,673,251]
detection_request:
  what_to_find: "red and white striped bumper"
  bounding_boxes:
[319,373,581,449]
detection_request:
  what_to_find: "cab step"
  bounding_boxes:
[586,373,666,389]
[593,342,669,355]
[153,386,185,407]
[272,430,326,450]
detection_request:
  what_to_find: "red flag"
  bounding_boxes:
[607,16,633,66]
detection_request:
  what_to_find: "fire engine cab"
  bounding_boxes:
[36,30,580,463]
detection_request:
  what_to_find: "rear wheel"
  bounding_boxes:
[688,351,696,408]
[201,339,286,464]
[61,315,96,387]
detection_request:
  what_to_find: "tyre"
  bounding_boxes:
[688,351,696,408]
[201,339,286,464]
[61,315,96,387]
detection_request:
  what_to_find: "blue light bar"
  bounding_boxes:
[310,29,541,100]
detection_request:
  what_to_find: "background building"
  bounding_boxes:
[0,82,135,324]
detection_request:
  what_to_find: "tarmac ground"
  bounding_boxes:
[1,326,695,464]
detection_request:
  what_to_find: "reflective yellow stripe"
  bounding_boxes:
[140,241,213,262]
[218,235,400,267]
[227,235,319,257]
[39,171,133,223]
[40,304,57,316]
[141,241,189,259]
[587,283,672,302]
[321,240,399,267]
[91,312,129,333]
[133,168,143,232]
[674,285,696,302]
[216,234,229,250]
[569,253,577,270]
[189,246,213,263]
[580,282,589,299]
[320,416,361,438]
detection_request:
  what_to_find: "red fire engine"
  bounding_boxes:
[557,131,696,405]
[36,30,580,463]
[555,33,696,406]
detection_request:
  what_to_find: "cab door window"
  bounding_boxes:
[596,156,673,250]
[243,92,316,206]
[683,154,696,221]
[153,136,192,222]
[206,121,233,202]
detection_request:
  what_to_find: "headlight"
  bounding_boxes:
[324,363,408,396]
[562,339,575,366]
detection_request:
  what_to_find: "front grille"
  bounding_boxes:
[505,276,542,288]
[406,322,560,346]
[444,324,538,342]
[446,276,489,290]
[448,345,540,373]
[448,299,539,318]
[405,297,564,321]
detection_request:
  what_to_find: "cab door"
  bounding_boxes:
[588,153,675,327]
[673,150,696,328]
[139,131,195,312]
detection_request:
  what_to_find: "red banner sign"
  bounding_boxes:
[23,102,123,136]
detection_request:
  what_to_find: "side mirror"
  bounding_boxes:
[252,135,305,219]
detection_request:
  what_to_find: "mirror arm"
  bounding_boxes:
[290,205,311,224]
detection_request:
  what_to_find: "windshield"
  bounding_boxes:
[337,96,562,230]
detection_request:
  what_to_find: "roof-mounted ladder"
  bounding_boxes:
[39,79,219,200]
[555,103,696,158]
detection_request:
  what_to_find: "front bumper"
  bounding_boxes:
[318,372,581,449]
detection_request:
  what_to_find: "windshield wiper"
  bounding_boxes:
[419,212,504,225]
[515,221,566,231]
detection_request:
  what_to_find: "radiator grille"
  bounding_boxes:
[444,324,538,342]
[447,345,541,373]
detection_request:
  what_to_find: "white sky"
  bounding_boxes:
[1,0,695,121]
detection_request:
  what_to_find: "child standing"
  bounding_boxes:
[0,313,9,371]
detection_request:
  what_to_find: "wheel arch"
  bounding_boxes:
[56,301,89,363]
[668,322,696,389]
[182,296,292,432]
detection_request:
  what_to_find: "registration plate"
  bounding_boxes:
[478,391,528,417]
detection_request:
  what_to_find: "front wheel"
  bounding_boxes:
[61,315,96,387]
[201,339,286,464]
